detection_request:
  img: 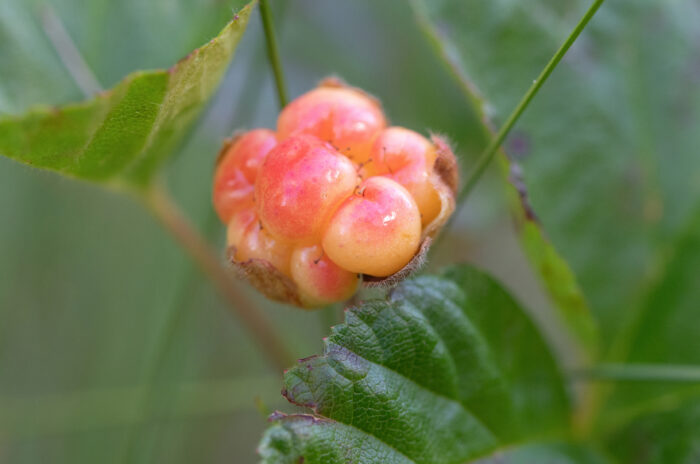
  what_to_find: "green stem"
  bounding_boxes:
[457,0,606,205]
[572,361,700,437]
[259,0,288,108]
[576,363,700,383]
[40,5,103,97]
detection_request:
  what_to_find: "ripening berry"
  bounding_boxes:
[255,134,359,243]
[277,81,385,163]
[290,245,359,306]
[213,129,277,223]
[234,221,293,276]
[322,177,422,277]
[363,127,442,226]
[215,80,458,308]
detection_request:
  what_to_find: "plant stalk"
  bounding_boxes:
[457,0,606,205]
[259,0,288,108]
[575,363,700,383]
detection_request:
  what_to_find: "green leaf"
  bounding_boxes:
[410,0,700,349]
[260,418,608,464]
[259,266,580,463]
[501,143,598,357]
[0,1,255,187]
[410,0,700,454]
[411,0,700,454]
[0,0,246,114]
[413,0,598,355]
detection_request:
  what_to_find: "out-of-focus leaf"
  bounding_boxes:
[472,442,610,464]
[601,207,700,458]
[259,266,576,463]
[608,397,700,464]
[622,207,700,367]
[0,0,247,114]
[412,0,700,347]
[411,0,700,457]
[0,1,255,187]
[413,0,598,355]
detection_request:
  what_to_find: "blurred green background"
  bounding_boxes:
[2,0,699,462]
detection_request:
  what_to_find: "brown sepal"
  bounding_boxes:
[431,134,459,195]
[420,134,459,239]
[227,246,303,307]
[362,238,431,288]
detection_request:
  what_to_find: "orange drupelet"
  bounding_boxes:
[226,208,257,247]
[322,177,422,277]
[213,129,277,223]
[235,221,293,277]
[290,245,359,307]
[255,134,358,244]
[277,81,385,164]
[363,127,442,226]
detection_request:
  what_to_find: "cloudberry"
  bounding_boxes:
[213,79,458,308]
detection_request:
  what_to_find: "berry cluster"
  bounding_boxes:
[213,79,457,308]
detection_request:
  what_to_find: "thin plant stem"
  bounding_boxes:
[40,5,103,97]
[575,363,700,383]
[457,0,606,205]
[417,0,608,437]
[259,0,288,108]
[571,361,700,437]
[40,6,293,454]
[123,51,282,462]
[142,184,293,371]
[40,5,294,370]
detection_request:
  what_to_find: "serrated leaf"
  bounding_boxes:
[0,1,255,187]
[412,0,598,356]
[258,266,580,463]
[260,418,608,464]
